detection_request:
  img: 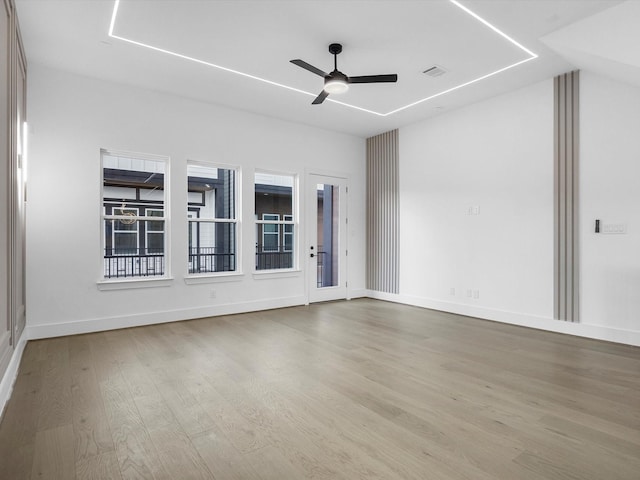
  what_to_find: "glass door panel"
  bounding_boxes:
[307,174,347,303]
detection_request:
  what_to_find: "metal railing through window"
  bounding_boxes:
[103,248,165,278]
[188,247,235,274]
[255,245,293,270]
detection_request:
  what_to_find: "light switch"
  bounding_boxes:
[601,223,627,234]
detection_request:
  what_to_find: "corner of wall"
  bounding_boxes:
[0,330,29,421]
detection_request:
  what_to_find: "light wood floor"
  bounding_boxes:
[1,299,639,479]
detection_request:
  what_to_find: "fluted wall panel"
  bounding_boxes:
[366,129,399,294]
[554,71,580,322]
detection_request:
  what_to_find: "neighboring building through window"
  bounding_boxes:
[102,150,167,279]
[187,163,238,274]
[255,173,295,270]
[283,215,293,252]
[261,214,279,252]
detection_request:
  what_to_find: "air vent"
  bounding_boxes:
[423,65,447,77]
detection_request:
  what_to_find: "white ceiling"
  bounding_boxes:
[14,0,635,137]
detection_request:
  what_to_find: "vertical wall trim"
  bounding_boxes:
[1,0,27,391]
[554,71,579,322]
[366,129,399,294]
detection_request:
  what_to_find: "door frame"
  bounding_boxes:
[305,170,349,304]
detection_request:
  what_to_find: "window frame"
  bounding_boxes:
[254,171,298,272]
[100,149,170,283]
[186,160,241,277]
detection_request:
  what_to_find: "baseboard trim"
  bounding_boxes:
[0,332,28,421]
[366,290,640,347]
[349,288,368,299]
[26,295,307,340]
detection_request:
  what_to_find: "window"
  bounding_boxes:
[111,207,139,255]
[255,172,295,270]
[261,214,279,251]
[145,208,164,254]
[102,150,167,279]
[283,214,294,252]
[187,163,238,274]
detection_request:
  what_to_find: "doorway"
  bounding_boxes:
[307,174,348,303]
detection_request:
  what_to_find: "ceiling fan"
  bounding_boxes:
[291,43,398,105]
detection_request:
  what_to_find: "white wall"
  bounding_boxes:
[580,72,640,334]
[374,75,640,346]
[25,64,366,337]
[23,65,640,346]
[396,79,555,319]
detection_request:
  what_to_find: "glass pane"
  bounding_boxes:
[255,173,293,217]
[114,232,137,254]
[284,226,294,252]
[147,221,163,232]
[113,207,138,231]
[103,153,166,279]
[263,233,278,251]
[188,221,236,273]
[255,173,294,270]
[187,165,235,220]
[316,184,339,288]
[146,232,164,254]
[103,155,165,211]
[116,219,137,231]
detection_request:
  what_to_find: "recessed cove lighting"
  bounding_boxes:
[108,0,538,117]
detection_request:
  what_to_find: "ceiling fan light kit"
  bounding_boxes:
[324,79,349,94]
[291,43,398,105]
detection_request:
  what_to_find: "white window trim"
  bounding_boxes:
[97,277,174,290]
[186,161,241,277]
[254,170,298,272]
[100,148,170,283]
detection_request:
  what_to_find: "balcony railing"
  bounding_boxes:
[104,248,165,279]
[316,251,326,287]
[188,247,235,274]
[104,247,236,278]
[255,245,293,270]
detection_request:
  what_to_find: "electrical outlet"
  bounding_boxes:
[473,290,479,299]
[466,289,472,298]
[210,290,216,299]
[449,287,456,295]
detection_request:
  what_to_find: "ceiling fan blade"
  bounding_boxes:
[312,90,329,105]
[290,59,328,77]
[348,74,398,84]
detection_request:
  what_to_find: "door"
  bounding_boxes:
[307,174,348,302]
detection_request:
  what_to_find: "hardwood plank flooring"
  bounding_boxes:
[1,299,639,479]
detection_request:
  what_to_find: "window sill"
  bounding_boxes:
[97,277,174,291]
[184,273,244,285]
[252,269,302,280]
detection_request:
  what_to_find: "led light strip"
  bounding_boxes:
[109,0,537,117]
